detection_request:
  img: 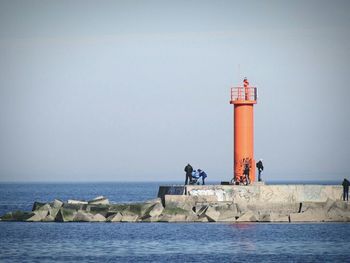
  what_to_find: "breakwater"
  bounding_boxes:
[1,184,349,222]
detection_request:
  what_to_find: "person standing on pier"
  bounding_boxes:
[243,163,250,185]
[342,178,349,201]
[256,159,264,182]
[197,169,207,185]
[184,163,193,185]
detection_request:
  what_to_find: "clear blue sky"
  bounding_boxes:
[0,0,349,182]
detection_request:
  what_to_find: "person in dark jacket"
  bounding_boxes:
[342,178,350,201]
[243,163,250,185]
[184,163,193,185]
[256,159,264,182]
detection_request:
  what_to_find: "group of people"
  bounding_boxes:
[184,159,264,185]
[183,163,350,200]
[184,159,264,186]
[184,164,207,185]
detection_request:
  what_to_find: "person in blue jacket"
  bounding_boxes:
[197,169,207,185]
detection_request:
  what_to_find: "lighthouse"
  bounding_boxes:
[230,78,257,184]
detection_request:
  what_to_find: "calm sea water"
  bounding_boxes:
[0,182,349,263]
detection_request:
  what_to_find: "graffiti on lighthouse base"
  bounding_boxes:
[234,157,252,184]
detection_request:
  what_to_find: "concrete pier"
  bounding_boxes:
[158,184,343,203]
[156,184,349,222]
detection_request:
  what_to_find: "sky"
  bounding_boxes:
[0,0,349,182]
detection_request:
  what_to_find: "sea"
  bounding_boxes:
[0,181,349,263]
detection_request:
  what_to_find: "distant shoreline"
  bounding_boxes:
[0,180,342,185]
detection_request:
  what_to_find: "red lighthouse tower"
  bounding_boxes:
[230,78,257,184]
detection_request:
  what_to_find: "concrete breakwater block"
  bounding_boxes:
[0,197,167,223]
[158,186,185,205]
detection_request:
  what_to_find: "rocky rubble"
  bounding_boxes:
[1,195,350,223]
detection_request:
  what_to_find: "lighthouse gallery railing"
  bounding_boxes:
[230,87,257,102]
